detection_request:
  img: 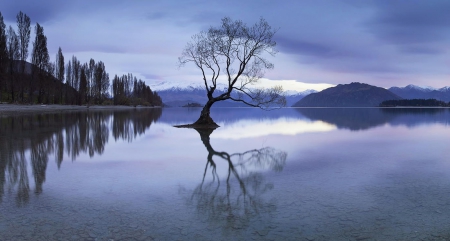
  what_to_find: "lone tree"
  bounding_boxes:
[178,17,286,128]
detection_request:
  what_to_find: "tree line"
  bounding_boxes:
[379,99,450,107]
[0,11,162,106]
[112,73,162,106]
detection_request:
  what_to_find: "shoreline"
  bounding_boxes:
[0,104,161,117]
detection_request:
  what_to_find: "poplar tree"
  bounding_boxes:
[7,26,20,102]
[31,23,49,103]
[87,58,95,104]
[79,65,87,105]
[65,60,72,104]
[71,56,80,92]
[17,11,31,102]
[93,61,109,103]
[55,47,64,103]
[0,12,7,102]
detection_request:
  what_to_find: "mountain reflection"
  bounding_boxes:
[0,109,162,206]
[297,108,450,131]
[182,128,287,232]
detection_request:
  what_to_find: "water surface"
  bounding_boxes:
[1,107,450,240]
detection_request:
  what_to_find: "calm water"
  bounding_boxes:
[1,107,450,240]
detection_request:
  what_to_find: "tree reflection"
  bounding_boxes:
[184,128,287,232]
[112,110,161,142]
[0,108,162,206]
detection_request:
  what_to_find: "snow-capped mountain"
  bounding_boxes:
[389,84,450,102]
[404,84,436,92]
[151,81,228,92]
[285,89,317,107]
[151,81,317,107]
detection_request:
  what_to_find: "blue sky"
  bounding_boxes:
[2,0,449,91]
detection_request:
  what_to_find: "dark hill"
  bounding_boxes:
[293,82,402,107]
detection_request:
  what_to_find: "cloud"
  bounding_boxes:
[400,46,442,55]
[142,73,163,81]
[1,0,64,23]
[276,37,336,58]
[146,12,167,21]
[367,0,450,45]
[3,0,450,92]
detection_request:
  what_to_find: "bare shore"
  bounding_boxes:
[0,104,158,117]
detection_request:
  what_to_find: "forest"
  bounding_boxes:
[0,11,162,106]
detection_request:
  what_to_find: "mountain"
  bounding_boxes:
[284,89,317,107]
[293,82,402,107]
[156,85,208,107]
[389,85,450,102]
[155,85,247,107]
[153,81,316,107]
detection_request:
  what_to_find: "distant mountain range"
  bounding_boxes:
[293,82,402,107]
[388,84,450,102]
[152,81,316,107]
[152,81,450,108]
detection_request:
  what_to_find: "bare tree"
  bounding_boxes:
[178,17,286,127]
[17,11,31,102]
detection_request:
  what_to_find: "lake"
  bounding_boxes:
[1,107,450,240]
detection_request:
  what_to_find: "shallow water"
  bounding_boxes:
[1,107,450,240]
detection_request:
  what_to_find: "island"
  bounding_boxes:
[379,99,450,107]
[182,102,203,107]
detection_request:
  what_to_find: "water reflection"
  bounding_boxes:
[182,128,287,232]
[1,107,450,239]
[0,109,162,205]
[213,118,336,140]
[297,108,450,131]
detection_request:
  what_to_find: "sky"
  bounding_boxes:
[1,0,449,92]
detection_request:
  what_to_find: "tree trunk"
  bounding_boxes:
[20,83,24,103]
[10,78,14,103]
[193,100,219,127]
[29,71,34,104]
